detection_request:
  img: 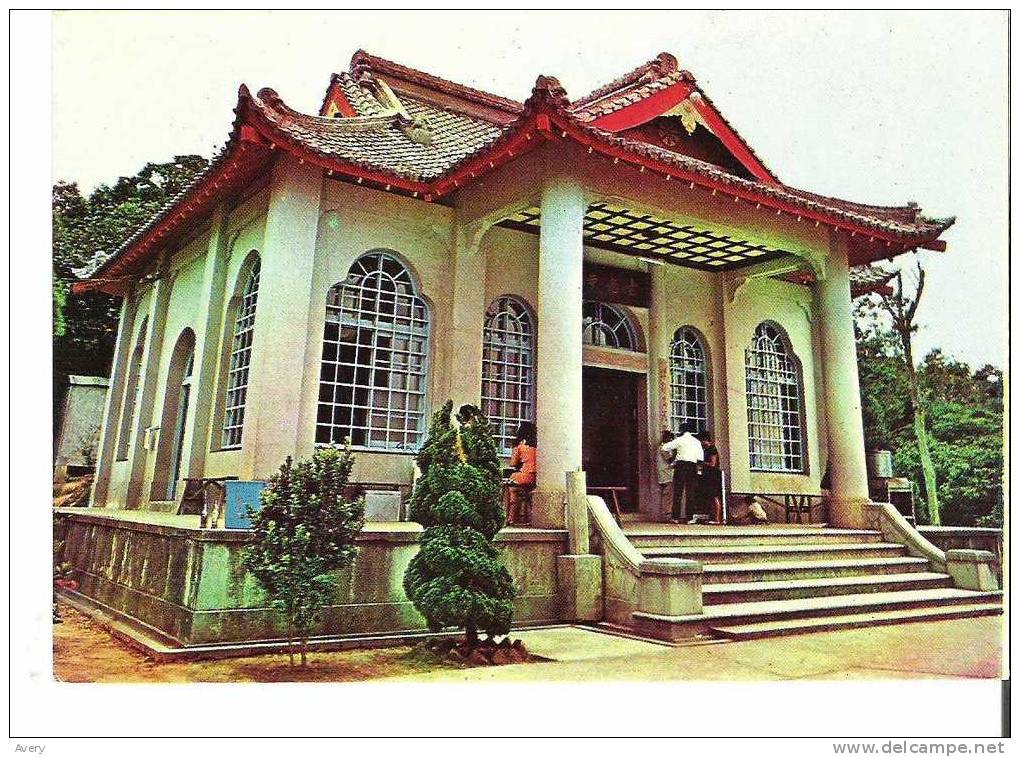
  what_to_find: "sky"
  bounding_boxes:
[51,10,1008,369]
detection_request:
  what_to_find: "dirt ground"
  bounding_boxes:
[52,606,461,683]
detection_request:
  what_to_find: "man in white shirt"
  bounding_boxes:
[660,424,704,523]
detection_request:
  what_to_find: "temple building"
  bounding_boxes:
[63,51,1000,648]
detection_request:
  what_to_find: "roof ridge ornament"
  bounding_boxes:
[349,48,524,116]
[652,52,679,76]
[530,75,569,109]
[398,114,434,146]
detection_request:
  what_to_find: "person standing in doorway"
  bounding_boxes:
[696,429,724,525]
[661,423,704,524]
[656,429,676,521]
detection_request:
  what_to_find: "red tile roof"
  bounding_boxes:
[75,51,953,294]
[571,53,694,119]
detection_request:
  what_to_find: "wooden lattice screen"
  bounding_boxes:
[499,202,791,271]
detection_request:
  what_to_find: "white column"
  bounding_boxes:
[445,221,487,411]
[242,156,324,479]
[182,204,230,478]
[91,290,137,507]
[125,261,173,508]
[647,264,672,439]
[817,236,871,527]
[533,176,585,527]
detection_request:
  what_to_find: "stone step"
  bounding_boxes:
[702,571,954,605]
[626,528,883,549]
[632,588,1002,642]
[642,542,908,564]
[710,602,1004,640]
[701,556,933,584]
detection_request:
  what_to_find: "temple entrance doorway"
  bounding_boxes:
[582,366,641,513]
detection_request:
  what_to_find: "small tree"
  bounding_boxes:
[403,402,515,645]
[243,446,365,666]
[873,261,941,525]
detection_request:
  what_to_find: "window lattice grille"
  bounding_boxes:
[669,327,708,433]
[316,252,430,450]
[582,301,636,350]
[745,323,804,473]
[221,260,261,449]
[481,296,535,454]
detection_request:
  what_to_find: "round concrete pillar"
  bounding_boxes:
[533,176,586,527]
[818,240,871,527]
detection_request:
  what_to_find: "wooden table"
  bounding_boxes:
[587,486,628,523]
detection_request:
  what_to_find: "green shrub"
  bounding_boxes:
[404,402,515,643]
[243,445,365,666]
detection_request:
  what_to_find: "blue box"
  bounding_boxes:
[224,480,267,530]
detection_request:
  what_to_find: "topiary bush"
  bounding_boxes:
[404,402,515,644]
[243,445,365,666]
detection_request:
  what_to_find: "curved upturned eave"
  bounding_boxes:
[75,81,953,295]
[73,86,279,295]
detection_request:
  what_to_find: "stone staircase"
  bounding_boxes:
[621,524,1002,641]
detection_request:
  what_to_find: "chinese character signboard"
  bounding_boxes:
[582,263,650,308]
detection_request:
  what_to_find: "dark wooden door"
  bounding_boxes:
[582,366,640,512]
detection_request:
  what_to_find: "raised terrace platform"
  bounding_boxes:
[55,506,1002,651]
[54,508,568,649]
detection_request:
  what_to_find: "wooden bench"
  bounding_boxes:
[731,492,824,524]
[177,476,238,524]
[344,481,409,521]
[501,481,535,525]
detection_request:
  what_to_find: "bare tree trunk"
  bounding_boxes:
[900,326,940,526]
[300,635,308,667]
[912,407,941,526]
[885,263,940,526]
[286,619,295,667]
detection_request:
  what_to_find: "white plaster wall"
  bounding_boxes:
[291,179,456,486]
[140,231,211,506]
[93,145,843,511]
[482,225,539,314]
[202,196,268,479]
[105,284,154,508]
[644,263,727,515]
[723,276,824,496]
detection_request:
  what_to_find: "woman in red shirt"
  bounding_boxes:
[506,422,537,525]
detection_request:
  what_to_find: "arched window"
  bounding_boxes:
[152,329,196,501]
[316,252,430,450]
[582,301,637,350]
[481,296,535,453]
[669,326,709,434]
[221,258,261,448]
[745,322,804,473]
[116,317,148,461]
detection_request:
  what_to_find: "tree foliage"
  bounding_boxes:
[403,402,515,643]
[52,155,209,377]
[855,302,1004,527]
[243,446,366,666]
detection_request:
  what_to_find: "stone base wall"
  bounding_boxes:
[60,511,568,647]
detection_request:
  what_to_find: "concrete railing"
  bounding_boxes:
[862,502,999,591]
[572,472,702,626]
[919,526,1002,579]
[863,501,946,569]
